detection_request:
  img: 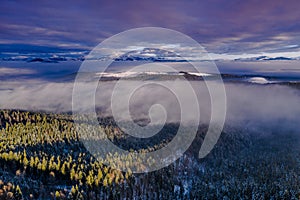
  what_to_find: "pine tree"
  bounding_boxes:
[86,173,94,188]
[37,162,42,170]
[70,168,76,181]
[34,156,39,166]
[71,185,76,195]
[30,156,35,168]
[15,185,22,197]
[23,155,29,166]
[56,156,61,171]
[103,176,108,187]
[61,162,66,175]
[41,157,47,171]
[97,169,103,181]
[55,190,60,199]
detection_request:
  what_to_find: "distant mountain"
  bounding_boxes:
[0,46,188,63]
[0,56,85,63]
[265,56,293,60]
[114,48,187,62]
[0,43,88,63]
[1,44,299,63]
[93,70,212,81]
[234,56,294,61]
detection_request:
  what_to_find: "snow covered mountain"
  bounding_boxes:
[1,44,299,63]
[114,48,186,62]
[234,56,296,61]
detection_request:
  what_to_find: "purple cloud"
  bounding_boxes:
[0,0,299,54]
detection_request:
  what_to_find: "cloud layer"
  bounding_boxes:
[1,78,299,135]
[1,0,300,54]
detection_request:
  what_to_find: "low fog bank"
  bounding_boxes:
[0,79,299,135]
[224,83,300,134]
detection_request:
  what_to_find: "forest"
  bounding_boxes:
[0,110,299,199]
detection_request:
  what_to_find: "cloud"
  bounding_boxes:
[0,67,35,76]
[0,0,300,54]
[224,83,300,133]
[0,77,299,135]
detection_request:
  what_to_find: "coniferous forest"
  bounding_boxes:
[0,110,299,199]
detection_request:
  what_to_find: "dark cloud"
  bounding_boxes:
[0,0,300,53]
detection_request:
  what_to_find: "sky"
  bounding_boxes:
[0,0,300,57]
